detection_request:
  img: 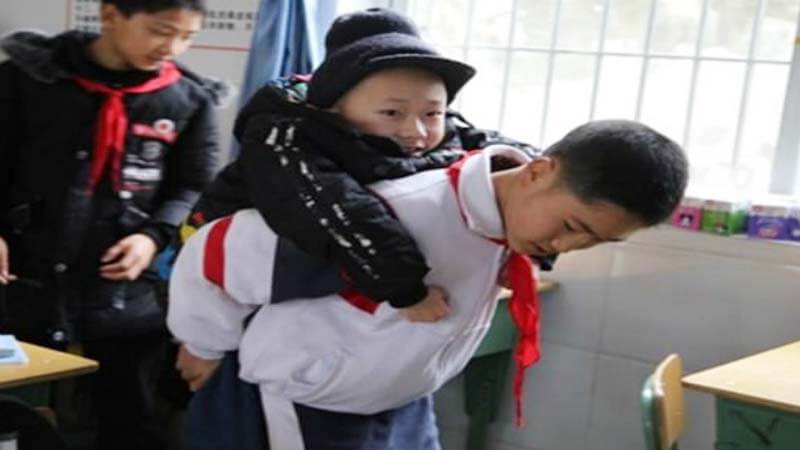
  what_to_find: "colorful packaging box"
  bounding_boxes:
[700,199,748,235]
[747,204,790,240]
[671,197,703,230]
[787,205,800,242]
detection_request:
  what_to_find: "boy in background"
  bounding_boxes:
[0,0,223,448]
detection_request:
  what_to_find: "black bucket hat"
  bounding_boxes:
[307,8,476,108]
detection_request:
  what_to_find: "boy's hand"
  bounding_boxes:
[398,286,450,323]
[0,237,17,285]
[175,344,221,392]
[99,233,158,281]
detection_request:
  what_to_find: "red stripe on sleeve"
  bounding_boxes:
[203,216,234,288]
[339,288,380,314]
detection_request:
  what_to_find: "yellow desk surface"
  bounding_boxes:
[682,340,800,413]
[0,342,99,390]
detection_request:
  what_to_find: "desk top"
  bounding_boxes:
[0,342,99,390]
[683,340,800,413]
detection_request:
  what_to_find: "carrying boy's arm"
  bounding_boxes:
[167,212,266,390]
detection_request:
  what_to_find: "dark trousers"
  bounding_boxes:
[82,332,168,450]
[185,352,441,450]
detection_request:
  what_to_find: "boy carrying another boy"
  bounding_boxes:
[177,8,545,327]
[170,120,687,449]
[170,50,688,450]
[168,8,687,450]
[0,1,223,448]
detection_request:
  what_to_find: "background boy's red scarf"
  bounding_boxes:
[447,153,541,427]
[73,61,181,193]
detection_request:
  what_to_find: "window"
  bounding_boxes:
[336,0,800,198]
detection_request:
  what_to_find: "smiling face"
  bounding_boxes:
[494,157,645,256]
[97,4,202,70]
[332,67,447,155]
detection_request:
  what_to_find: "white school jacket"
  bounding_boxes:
[167,145,529,415]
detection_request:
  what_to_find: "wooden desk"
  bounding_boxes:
[464,279,559,450]
[0,342,98,390]
[683,340,800,450]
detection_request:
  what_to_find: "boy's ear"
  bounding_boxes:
[99,3,125,27]
[524,157,556,182]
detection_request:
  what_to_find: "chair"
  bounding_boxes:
[641,353,685,450]
[0,394,67,450]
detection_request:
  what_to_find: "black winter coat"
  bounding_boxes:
[190,76,544,308]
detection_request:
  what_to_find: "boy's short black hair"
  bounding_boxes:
[545,119,689,226]
[102,0,206,16]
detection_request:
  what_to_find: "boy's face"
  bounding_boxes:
[497,158,645,256]
[333,67,447,155]
[100,4,202,70]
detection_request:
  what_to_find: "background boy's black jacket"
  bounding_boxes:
[0,31,223,337]
[191,77,543,307]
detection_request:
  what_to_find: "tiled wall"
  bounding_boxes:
[436,227,800,450]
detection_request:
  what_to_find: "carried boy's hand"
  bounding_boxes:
[175,344,221,392]
[0,237,17,285]
[99,233,158,281]
[398,286,450,323]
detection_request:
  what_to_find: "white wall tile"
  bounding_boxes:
[601,243,800,371]
[542,245,615,351]
[488,343,595,450]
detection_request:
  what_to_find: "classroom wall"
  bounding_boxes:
[434,227,800,450]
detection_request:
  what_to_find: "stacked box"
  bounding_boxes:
[787,205,800,242]
[671,197,704,230]
[700,200,748,235]
[747,204,790,240]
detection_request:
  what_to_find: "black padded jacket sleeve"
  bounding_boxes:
[237,115,433,307]
[141,97,221,250]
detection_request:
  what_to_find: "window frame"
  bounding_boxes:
[393,0,800,197]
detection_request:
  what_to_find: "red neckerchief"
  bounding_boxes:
[447,152,541,427]
[73,61,182,193]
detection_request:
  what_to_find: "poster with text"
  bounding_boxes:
[68,0,260,51]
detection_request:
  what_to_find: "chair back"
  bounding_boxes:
[641,353,685,450]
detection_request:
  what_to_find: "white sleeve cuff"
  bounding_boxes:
[184,343,226,360]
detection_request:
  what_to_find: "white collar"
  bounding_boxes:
[455,145,532,240]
